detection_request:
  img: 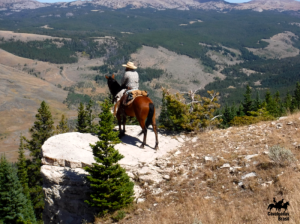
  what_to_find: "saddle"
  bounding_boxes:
[113,90,148,116]
[122,90,148,106]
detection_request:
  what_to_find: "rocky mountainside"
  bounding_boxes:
[2,0,300,12]
[86,0,232,10]
[236,0,300,12]
[0,0,48,10]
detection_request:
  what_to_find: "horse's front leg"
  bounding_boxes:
[116,112,124,138]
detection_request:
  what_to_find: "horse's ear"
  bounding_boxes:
[112,74,115,79]
[105,75,109,79]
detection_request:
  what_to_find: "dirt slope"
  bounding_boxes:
[0,64,74,161]
[101,113,300,224]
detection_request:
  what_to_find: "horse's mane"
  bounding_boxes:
[107,76,124,97]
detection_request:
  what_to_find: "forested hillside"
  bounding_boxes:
[1,7,300,106]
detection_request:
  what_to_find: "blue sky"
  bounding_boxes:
[36,0,300,3]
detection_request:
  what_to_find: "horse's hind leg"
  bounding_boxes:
[138,118,147,149]
[152,113,159,150]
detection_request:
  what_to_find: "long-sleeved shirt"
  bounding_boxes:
[121,70,139,90]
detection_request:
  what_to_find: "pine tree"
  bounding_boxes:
[84,98,134,216]
[24,101,54,220]
[253,91,262,111]
[237,104,245,117]
[56,114,69,134]
[293,82,300,110]
[265,90,278,117]
[230,104,237,119]
[242,84,253,116]
[284,92,292,112]
[16,137,36,223]
[0,156,36,224]
[222,104,232,127]
[274,91,285,117]
[76,102,87,133]
[85,100,97,134]
[76,101,97,133]
[158,90,169,127]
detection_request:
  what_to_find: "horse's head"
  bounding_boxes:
[105,74,121,96]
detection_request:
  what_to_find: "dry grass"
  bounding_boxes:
[95,112,300,224]
[0,64,76,161]
[0,30,70,42]
[247,31,299,59]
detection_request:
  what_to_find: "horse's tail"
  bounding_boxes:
[138,103,154,136]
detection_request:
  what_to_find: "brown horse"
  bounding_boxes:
[105,74,159,150]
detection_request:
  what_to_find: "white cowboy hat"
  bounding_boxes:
[122,62,137,70]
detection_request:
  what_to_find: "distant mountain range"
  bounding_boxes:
[1,0,300,12]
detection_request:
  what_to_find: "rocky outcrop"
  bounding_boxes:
[41,126,184,223]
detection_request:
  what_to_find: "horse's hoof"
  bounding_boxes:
[154,146,159,150]
[139,144,144,149]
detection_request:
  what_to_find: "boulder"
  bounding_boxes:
[41,126,182,223]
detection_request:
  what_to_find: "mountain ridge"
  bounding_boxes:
[1,0,300,12]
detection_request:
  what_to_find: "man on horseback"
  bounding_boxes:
[105,70,158,149]
[121,61,139,104]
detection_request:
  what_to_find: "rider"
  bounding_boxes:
[120,61,139,103]
[113,62,139,115]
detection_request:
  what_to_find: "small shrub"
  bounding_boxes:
[268,145,295,166]
[159,88,221,132]
[111,210,126,222]
[230,107,275,126]
[192,217,203,224]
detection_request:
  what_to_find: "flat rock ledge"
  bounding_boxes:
[41,126,183,224]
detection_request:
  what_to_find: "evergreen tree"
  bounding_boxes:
[230,104,237,119]
[237,104,245,117]
[253,91,262,111]
[158,90,171,128]
[0,156,36,224]
[284,92,292,112]
[76,102,87,133]
[24,101,54,220]
[85,100,97,134]
[222,104,232,127]
[265,90,278,117]
[274,91,284,117]
[242,84,253,116]
[293,82,300,110]
[17,138,37,223]
[84,98,134,216]
[76,100,97,133]
[17,137,36,224]
[56,114,69,134]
